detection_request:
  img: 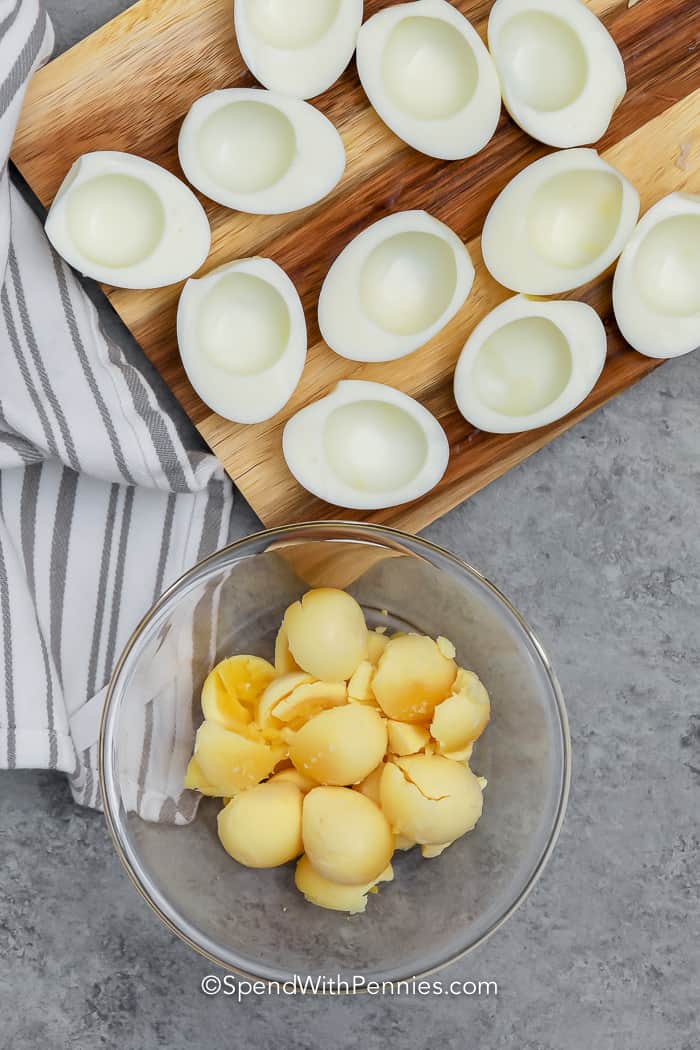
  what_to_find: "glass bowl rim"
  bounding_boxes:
[99,520,571,987]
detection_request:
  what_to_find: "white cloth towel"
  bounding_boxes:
[0,0,234,817]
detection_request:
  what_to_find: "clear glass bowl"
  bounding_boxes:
[100,522,570,983]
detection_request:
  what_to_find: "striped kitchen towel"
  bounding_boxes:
[0,0,234,818]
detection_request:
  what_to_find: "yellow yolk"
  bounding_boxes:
[274,622,301,674]
[256,671,313,729]
[290,703,387,786]
[373,634,456,723]
[380,755,484,845]
[184,586,491,912]
[302,786,394,885]
[294,855,394,914]
[430,668,491,752]
[387,720,431,756]
[283,588,368,682]
[272,679,347,727]
[218,780,303,868]
[194,720,286,796]
[347,660,376,702]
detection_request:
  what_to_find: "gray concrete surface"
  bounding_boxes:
[1,2,698,1047]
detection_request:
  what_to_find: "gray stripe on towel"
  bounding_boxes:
[0,6,46,117]
[9,246,80,471]
[52,255,136,484]
[21,464,58,766]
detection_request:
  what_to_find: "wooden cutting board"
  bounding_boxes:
[11,0,700,532]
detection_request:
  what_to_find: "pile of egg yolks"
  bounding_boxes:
[184,587,491,913]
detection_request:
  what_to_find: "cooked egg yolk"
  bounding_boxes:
[294,855,394,915]
[430,668,491,752]
[218,780,303,867]
[373,634,457,722]
[380,755,484,845]
[283,588,368,682]
[201,654,275,731]
[291,703,387,786]
[184,588,491,912]
[194,720,285,796]
[302,786,394,885]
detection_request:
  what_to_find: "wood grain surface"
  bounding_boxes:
[11,0,700,531]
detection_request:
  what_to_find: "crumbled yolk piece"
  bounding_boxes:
[441,741,474,763]
[436,636,456,660]
[201,670,249,730]
[201,656,276,734]
[218,655,276,707]
[387,720,431,756]
[347,660,375,702]
[184,588,491,913]
[184,756,226,797]
[257,671,313,728]
[270,766,317,794]
[295,855,394,914]
[367,629,389,665]
[274,623,301,675]
[355,762,384,806]
[272,679,347,727]
[430,669,491,752]
[421,842,452,859]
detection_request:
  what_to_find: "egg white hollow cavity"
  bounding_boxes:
[613,192,700,359]
[177,257,307,423]
[283,380,449,509]
[488,0,626,148]
[319,211,475,362]
[481,148,640,295]
[45,151,211,289]
[356,0,502,160]
[454,294,607,433]
[234,0,364,100]
[179,88,345,214]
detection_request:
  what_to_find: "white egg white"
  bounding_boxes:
[283,380,449,509]
[613,193,700,360]
[356,0,501,160]
[454,295,607,433]
[45,151,211,289]
[481,148,640,295]
[178,88,345,215]
[234,0,363,100]
[488,0,626,148]
[318,210,475,362]
[177,257,307,423]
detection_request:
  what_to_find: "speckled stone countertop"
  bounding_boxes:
[1,3,698,1047]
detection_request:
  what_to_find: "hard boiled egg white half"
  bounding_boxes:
[45,151,211,289]
[488,0,626,148]
[283,380,449,510]
[453,294,607,434]
[356,0,501,160]
[481,148,640,295]
[318,210,475,362]
[178,88,345,215]
[613,192,700,360]
[234,0,363,100]
[177,257,306,423]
